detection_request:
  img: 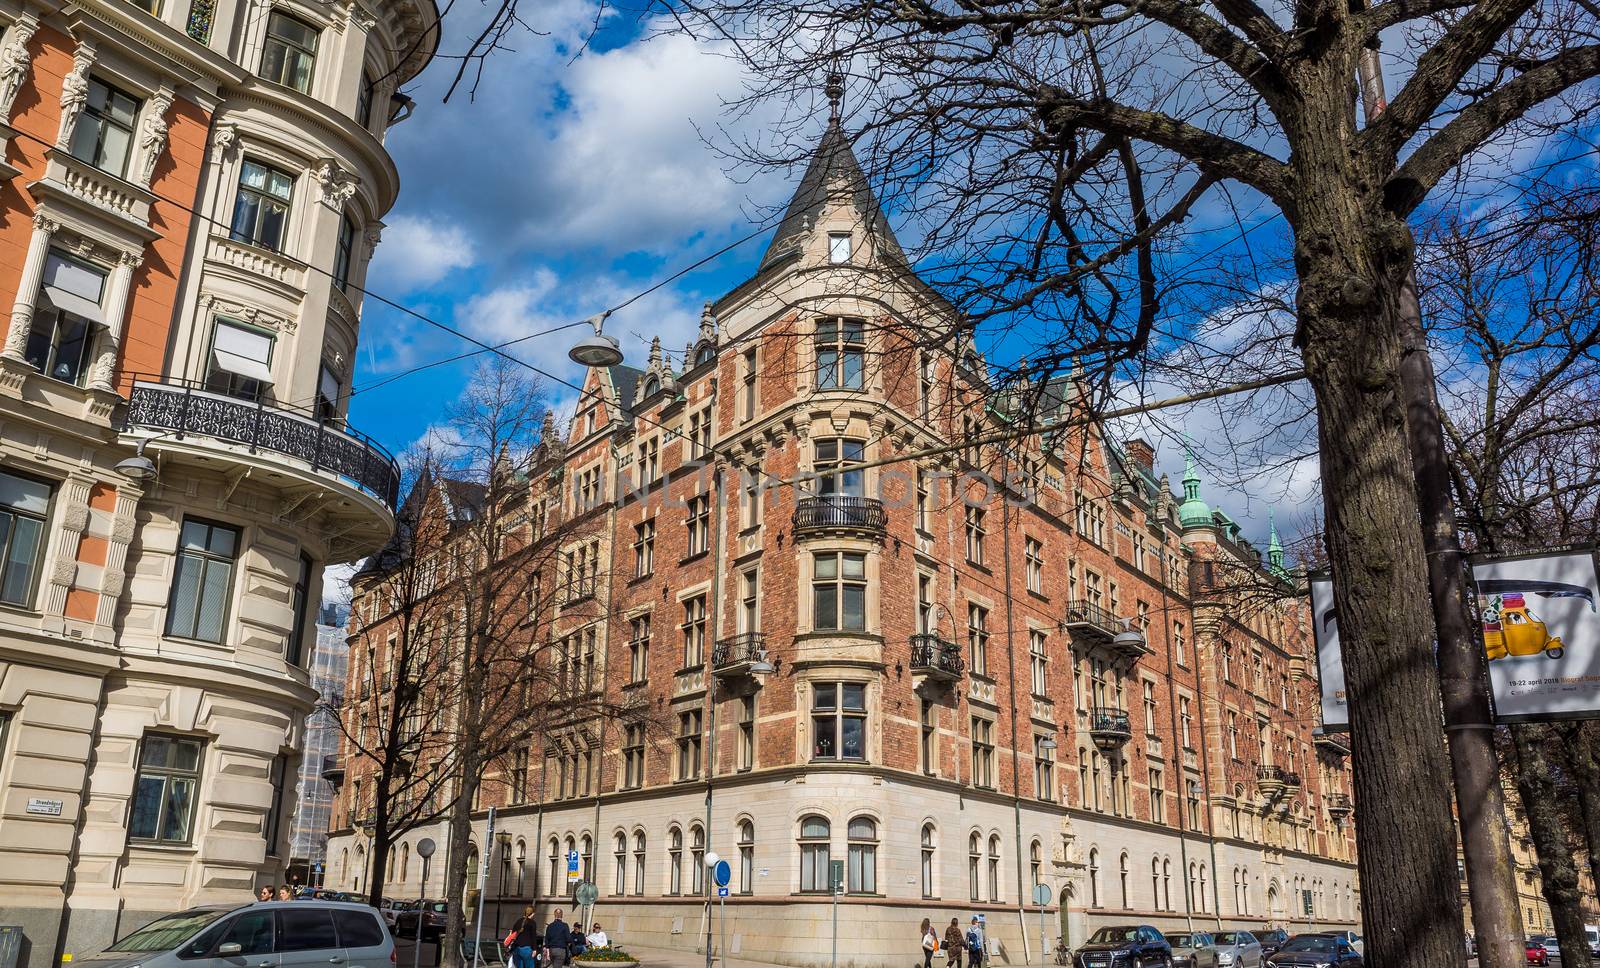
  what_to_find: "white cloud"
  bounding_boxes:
[372,215,478,291]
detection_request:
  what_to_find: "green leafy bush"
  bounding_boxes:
[573,948,635,964]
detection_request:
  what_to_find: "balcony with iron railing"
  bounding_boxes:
[1314,729,1351,758]
[712,632,772,679]
[793,494,886,538]
[1256,764,1287,795]
[1088,706,1133,750]
[909,633,964,684]
[120,376,400,554]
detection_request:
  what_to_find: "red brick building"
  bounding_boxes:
[332,120,1358,967]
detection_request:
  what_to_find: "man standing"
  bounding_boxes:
[944,918,965,968]
[544,909,572,968]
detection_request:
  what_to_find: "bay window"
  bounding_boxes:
[812,551,866,631]
[811,682,866,760]
[815,317,864,389]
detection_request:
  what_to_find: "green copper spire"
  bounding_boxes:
[1177,438,1213,529]
[1268,509,1287,575]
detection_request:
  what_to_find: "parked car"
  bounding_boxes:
[1318,931,1363,954]
[395,899,451,942]
[1265,934,1362,966]
[1072,924,1173,967]
[378,898,405,929]
[1526,939,1549,966]
[1586,924,1600,956]
[1530,936,1560,959]
[73,901,393,968]
[1254,930,1289,957]
[1211,931,1263,967]
[1166,932,1220,968]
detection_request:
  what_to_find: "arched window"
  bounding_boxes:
[668,826,684,895]
[799,816,830,892]
[1151,858,1161,910]
[581,835,594,887]
[920,825,936,899]
[400,843,410,884]
[643,376,661,398]
[632,831,646,896]
[465,847,479,901]
[690,825,706,895]
[738,821,754,895]
[548,837,560,895]
[339,848,348,887]
[1119,852,1130,909]
[1233,868,1243,914]
[1162,858,1172,911]
[1030,839,1042,890]
[1242,867,1252,915]
[614,833,627,896]
[515,841,526,896]
[695,344,715,367]
[1088,848,1101,908]
[987,835,1001,903]
[354,844,365,892]
[1188,862,1199,912]
[847,816,877,894]
[968,833,981,900]
[388,845,397,889]
[1199,863,1209,913]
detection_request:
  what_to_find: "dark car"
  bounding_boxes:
[1073,924,1173,967]
[1254,930,1290,957]
[1266,934,1362,967]
[395,900,451,942]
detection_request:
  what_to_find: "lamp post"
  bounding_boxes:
[495,830,512,939]
[703,850,719,968]
[1036,733,1057,966]
[360,817,376,898]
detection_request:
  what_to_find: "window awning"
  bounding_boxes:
[212,322,274,383]
[40,285,105,324]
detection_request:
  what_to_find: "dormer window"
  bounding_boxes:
[643,376,661,398]
[695,344,715,367]
[828,233,852,264]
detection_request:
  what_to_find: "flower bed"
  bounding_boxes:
[572,948,637,965]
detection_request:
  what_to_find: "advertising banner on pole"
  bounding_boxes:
[1471,548,1600,722]
[1308,575,1348,731]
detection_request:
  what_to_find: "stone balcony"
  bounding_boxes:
[31,149,159,245]
[120,376,400,559]
[1257,764,1287,796]
[205,233,308,299]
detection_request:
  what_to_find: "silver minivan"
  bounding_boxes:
[78,901,394,968]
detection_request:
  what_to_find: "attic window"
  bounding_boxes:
[643,376,660,398]
[828,233,852,264]
[695,344,715,367]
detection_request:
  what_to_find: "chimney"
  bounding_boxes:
[1126,438,1156,476]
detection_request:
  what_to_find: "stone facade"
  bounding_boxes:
[329,121,1359,968]
[0,0,435,961]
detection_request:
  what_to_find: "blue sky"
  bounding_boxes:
[343,0,1324,582]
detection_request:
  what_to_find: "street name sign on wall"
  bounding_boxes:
[1310,547,1600,727]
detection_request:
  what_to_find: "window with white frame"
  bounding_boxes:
[738,820,754,893]
[846,816,877,893]
[815,317,865,389]
[987,835,1001,902]
[815,438,865,497]
[333,212,356,291]
[690,825,706,894]
[230,159,294,251]
[628,616,650,684]
[828,232,852,264]
[1024,537,1043,593]
[686,495,710,556]
[967,603,989,676]
[676,709,702,780]
[0,470,52,608]
[637,436,659,486]
[668,827,683,894]
[920,824,936,898]
[1034,733,1055,802]
[741,348,757,421]
[69,78,140,176]
[799,816,831,892]
[681,594,707,666]
[633,519,655,577]
[613,833,627,895]
[166,519,239,642]
[205,318,275,401]
[25,251,106,387]
[622,724,645,789]
[260,10,319,93]
[736,695,756,771]
[971,716,994,788]
[632,832,646,895]
[968,833,981,900]
[964,504,986,564]
[1029,629,1047,696]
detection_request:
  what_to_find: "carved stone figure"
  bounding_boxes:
[0,18,38,121]
[56,46,94,149]
[211,122,237,161]
[136,92,173,185]
[314,160,358,208]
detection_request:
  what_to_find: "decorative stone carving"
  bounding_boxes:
[199,294,295,333]
[101,568,125,597]
[346,2,378,30]
[313,159,358,208]
[211,122,237,161]
[363,224,382,257]
[110,514,136,544]
[136,89,173,186]
[51,556,76,585]
[57,44,96,149]
[62,504,89,532]
[0,16,38,121]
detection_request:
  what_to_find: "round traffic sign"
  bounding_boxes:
[575,881,599,906]
[416,838,437,859]
[1032,883,1052,906]
[713,860,731,888]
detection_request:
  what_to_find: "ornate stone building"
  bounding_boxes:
[0,0,435,960]
[330,120,1359,967]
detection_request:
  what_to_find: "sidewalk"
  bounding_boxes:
[624,945,792,968]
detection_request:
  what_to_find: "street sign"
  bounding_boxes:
[717,886,729,898]
[576,881,598,906]
[829,859,845,894]
[1032,883,1051,906]
[713,860,731,888]
[567,849,581,883]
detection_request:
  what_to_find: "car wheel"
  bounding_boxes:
[1548,647,1565,660]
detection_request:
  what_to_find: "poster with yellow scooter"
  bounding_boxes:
[1470,548,1600,722]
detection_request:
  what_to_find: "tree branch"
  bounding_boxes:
[1140,0,1293,116]
[1386,43,1600,212]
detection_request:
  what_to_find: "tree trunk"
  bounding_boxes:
[1511,724,1595,968]
[1560,722,1600,897]
[442,752,479,968]
[1292,92,1467,964]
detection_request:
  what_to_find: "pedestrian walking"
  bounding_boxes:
[921,918,937,968]
[944,919,965,968]
[256,886,274,903]
[510,905,539,968]
[543,908,572,968]
[965,917,985,968]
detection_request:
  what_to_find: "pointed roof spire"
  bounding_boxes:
[825,68,844,124]
[698,301,717,345]
[1178,436,1213,529]
[648,335,663,368]
[1268,509,1287,574]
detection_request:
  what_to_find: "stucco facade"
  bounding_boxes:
[0,0,435,961]
[327,120,1361,968]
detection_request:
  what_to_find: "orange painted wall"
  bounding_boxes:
[0,25,209,394]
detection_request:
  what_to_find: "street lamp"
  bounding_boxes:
[567,311,623,368]
[113,438,161,481]
[704,852,723,968]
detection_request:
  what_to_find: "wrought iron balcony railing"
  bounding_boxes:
[121,376,400,513]
[1256,765,1287,795]
[793,494,886,536]
[909,633,964,680]
[1088,707,1133,750]
[713,632,770,677]
[1061,599,1120,642]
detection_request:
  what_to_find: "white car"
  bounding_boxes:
[1320,930,1363,954]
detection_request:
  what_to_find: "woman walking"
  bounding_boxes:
[921,918,937,968]
[510,905,539,968]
